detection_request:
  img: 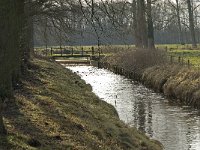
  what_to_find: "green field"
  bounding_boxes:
[168,49,200,66]
[35,44,200,66]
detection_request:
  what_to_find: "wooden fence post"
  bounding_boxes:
[51,47,53,56]
[61,48,63,56]
[45,48,48,56]
[71,47,74,56]
[81,47,84,56]
[92,47,94,56]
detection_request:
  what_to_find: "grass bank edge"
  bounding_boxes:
[0,56,162,150]
[102,48,200,109]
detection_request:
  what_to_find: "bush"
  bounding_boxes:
[103,48,167,74]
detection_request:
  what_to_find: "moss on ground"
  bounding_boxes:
[0,56,162,150]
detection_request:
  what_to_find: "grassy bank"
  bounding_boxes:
[142,65,200,108]
[0,56,162,150]
[102,48,200,109]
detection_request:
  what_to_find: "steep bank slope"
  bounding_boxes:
[142,65,200,108]
[0,56,162,150]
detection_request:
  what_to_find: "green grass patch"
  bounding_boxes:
[35,44,200,66]
[168,49,200,66]
[40,44,200,67]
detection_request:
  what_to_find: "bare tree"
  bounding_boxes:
[167,0,184,44]
[0,0,25,135]
[187,0,197,48]
[147,0,155,49]
[136,0,148,48]
[175,0,183,44]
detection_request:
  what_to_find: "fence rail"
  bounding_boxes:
[34,45,200,69]
[34,46,100,57]
[156,45,200,69]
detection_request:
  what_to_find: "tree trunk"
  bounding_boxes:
[44,18,48,55]
[132,0,140,47]
[0,0,25,135]
[131,0,139,47]
[22,0,34,66]
[137,0,148,48]
[187,0,197,48]
[0,0,14,135]
[175,0,183,44]
[147,0,155,49]
[0,99,6,135]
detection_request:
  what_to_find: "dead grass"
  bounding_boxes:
[142,65,200,108]
[0,56,162,150]
[142,65,181,92]
[103,48,167,75]
[102,47,200,109]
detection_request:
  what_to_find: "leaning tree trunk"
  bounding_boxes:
[147,0,155,49]
[187,0,197,48]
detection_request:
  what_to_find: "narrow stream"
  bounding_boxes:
[66,65,200,150]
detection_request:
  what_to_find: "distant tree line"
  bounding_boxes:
[34,0,200,48]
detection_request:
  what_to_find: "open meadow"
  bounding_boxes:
[35,44,200,67]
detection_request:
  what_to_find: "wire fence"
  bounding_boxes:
[34,46,101,57]
[34,45,200,70]
[156,46,200,69]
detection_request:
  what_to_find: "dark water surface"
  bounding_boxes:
[66,65,200,150]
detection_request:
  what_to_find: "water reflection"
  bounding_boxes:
[66,65,200,150]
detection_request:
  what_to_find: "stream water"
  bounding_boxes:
[66,65,200,150]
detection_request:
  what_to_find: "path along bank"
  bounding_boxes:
[100,48,200,109]
[0,56,162,150]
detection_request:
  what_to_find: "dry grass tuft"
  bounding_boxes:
[163,68,200,107]
[103,48,167,74]
[143,65,200,108]
[142,65,181,92]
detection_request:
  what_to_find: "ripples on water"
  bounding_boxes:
[66,65,200,150]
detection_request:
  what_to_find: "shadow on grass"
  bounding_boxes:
[0,70,73,149]
[0,56,162,150]
[0,135,9,150]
